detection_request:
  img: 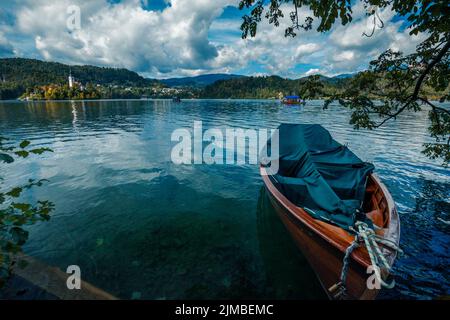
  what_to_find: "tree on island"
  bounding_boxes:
[239,0,449,166]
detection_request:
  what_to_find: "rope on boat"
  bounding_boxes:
[330,221,403,299]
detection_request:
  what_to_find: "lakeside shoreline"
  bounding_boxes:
[1,98,447,104]
[0,98,281,103]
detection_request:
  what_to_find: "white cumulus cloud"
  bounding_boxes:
[0,0,429,78]
[9,0,237,77]
[305,68,321,76]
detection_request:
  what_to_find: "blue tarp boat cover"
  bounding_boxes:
[285,96,300,99]
[270,124,374,230]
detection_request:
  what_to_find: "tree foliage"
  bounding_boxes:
[240,0,450,166]
[24,83,102,100]
[0,137,54,287]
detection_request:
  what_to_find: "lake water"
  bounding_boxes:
[0,99,449,299]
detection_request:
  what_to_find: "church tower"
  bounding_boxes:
[68,68,74,88]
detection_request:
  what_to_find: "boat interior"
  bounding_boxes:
[363,175,390,233]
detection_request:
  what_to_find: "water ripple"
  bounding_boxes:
[0,99,448,299]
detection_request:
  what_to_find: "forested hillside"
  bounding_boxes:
[0,58,159,86]
[201,75,347,99]
[161,74,244,87]
[0,58,161,99]
[200,72,446,100]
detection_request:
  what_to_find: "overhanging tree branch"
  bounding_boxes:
[418,97,450,116]
[373,39,450,128]
[239,0,450,165]
[411,39,450,100]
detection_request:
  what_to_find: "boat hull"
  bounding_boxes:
[261,168,400,300]
[281,100,304,105]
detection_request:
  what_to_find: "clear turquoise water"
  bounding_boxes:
[0,99,448,299]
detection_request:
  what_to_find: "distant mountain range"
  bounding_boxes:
[331,73,355,79]
[160,74,245,87]
[160,73,355,87]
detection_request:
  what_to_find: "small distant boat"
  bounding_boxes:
[172,97,181,103]
[260,124,401,300]
[282,95,304,105]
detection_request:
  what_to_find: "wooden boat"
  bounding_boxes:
[261,170,400,299]
[260,124,400,300]
[281,95,304,105]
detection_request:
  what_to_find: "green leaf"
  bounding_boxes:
[0,153,14,163]
[19,140,30,149]
[14,150,29,158]
[12,203,31,212]
[6,187,22,198]
[29,148,53,155]
[5,241,22,254]
[10,227,29,246]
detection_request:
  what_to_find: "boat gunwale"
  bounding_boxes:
[370,173,401,265]
[260,166,400,269]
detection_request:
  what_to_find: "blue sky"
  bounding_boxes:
[0,0,423,79]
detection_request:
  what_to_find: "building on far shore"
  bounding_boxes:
[68,69,74,88]
[68,69,84,90]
